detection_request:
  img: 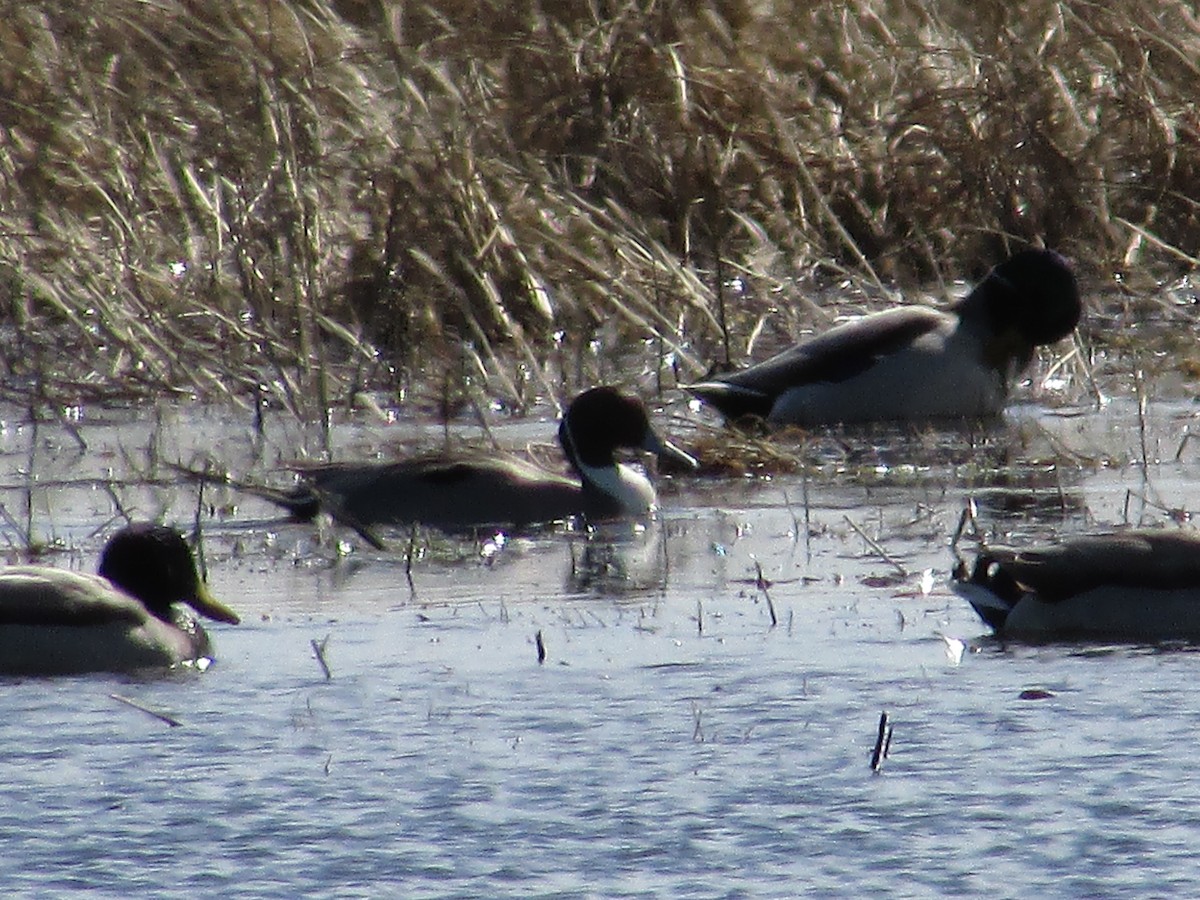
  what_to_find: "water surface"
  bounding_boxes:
[1,389,1199,897]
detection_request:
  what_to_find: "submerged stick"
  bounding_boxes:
[949,497,979,552]
[0,501,33,551]
[753,560,778,627]
[110,693,183,728]
[949,498,980,575]
[802,472,812,562]
[1134,367,1150,469]
[1070,330,1104,411]
[782,488,801,543]
[715,246,731,369]
[405,525,419,596]
[843,514,908,578]
[1175,430,1194,462]
[870,711,893,772]
[311,635,332,680]
[190,472,209,584]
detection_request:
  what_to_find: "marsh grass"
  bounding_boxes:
[1,1,1198,415]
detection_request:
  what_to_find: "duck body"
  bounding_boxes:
[953,530,1200,642]
[287,453,631,531]
[275,386,698,532]
[689,249,1081,426]
[0,524,240,676]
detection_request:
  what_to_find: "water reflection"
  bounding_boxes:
[564,522,668,596]
[968,467,1087,521]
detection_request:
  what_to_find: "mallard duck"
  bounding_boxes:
[953,529,1200,641]
[268,386,699,532]
[688,249,1081,426]
[0,523,241,675]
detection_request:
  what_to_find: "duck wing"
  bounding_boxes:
[290,455,585,530]
[689,307,947,418]
[983,531,1200,602]
[0,569,149,626]
[0,568,210,674]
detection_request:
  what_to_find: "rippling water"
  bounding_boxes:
[2,395,1200,897]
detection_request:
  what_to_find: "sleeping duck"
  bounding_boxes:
[0,523,240,675]
[688,249,1081,426]
[953,529,1200,641]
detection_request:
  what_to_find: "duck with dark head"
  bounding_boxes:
[268,386,699,533]
[688,249,1081,427]
[0,523,240,676]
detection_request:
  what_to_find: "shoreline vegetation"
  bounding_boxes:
[1,1,1198,419]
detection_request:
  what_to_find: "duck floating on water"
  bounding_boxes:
[268,386,698,533]
[0,523,240,676]
[688,249,1081,426]
[953,529,1200,642]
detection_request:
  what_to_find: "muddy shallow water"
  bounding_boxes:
[2,385,1200,897]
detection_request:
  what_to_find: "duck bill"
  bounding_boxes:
[642,430,699,471]
[188,582,242,625]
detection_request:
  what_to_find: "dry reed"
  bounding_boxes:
[0,1,1197,415]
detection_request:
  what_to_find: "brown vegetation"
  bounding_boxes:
[1,1,1197,415]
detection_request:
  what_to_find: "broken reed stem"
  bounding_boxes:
[191,468,209,583]
[0,499,35,553]
[254,385,268,443]
[802,472,812,561]
[42,394,88,453]
[1121,487,1189,525]
[1135,367,1150,468]
[715,249,731,369]
[1176,430,1195,462]
[843,514,908,578]
[1070,330,1105,411]
[782,488,801,541]
[754,560,778,627]
[110,693,183,727]
[949,497,980,573]
[782,475,814,560]
[311,634,332,680]
[950,498,979,552]
[653,264,666,396]
[870,710,893,772]
[405,525,419,596]
[23,414,37,546]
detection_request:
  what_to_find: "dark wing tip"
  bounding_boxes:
[686,381,774,421]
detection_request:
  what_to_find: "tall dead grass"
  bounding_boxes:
[0,0,1197,415]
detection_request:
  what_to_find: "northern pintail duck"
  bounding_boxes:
[954,529,1200,641]
[688,249,1081,426]
[0,523,241,675]
[270,386,699,532]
